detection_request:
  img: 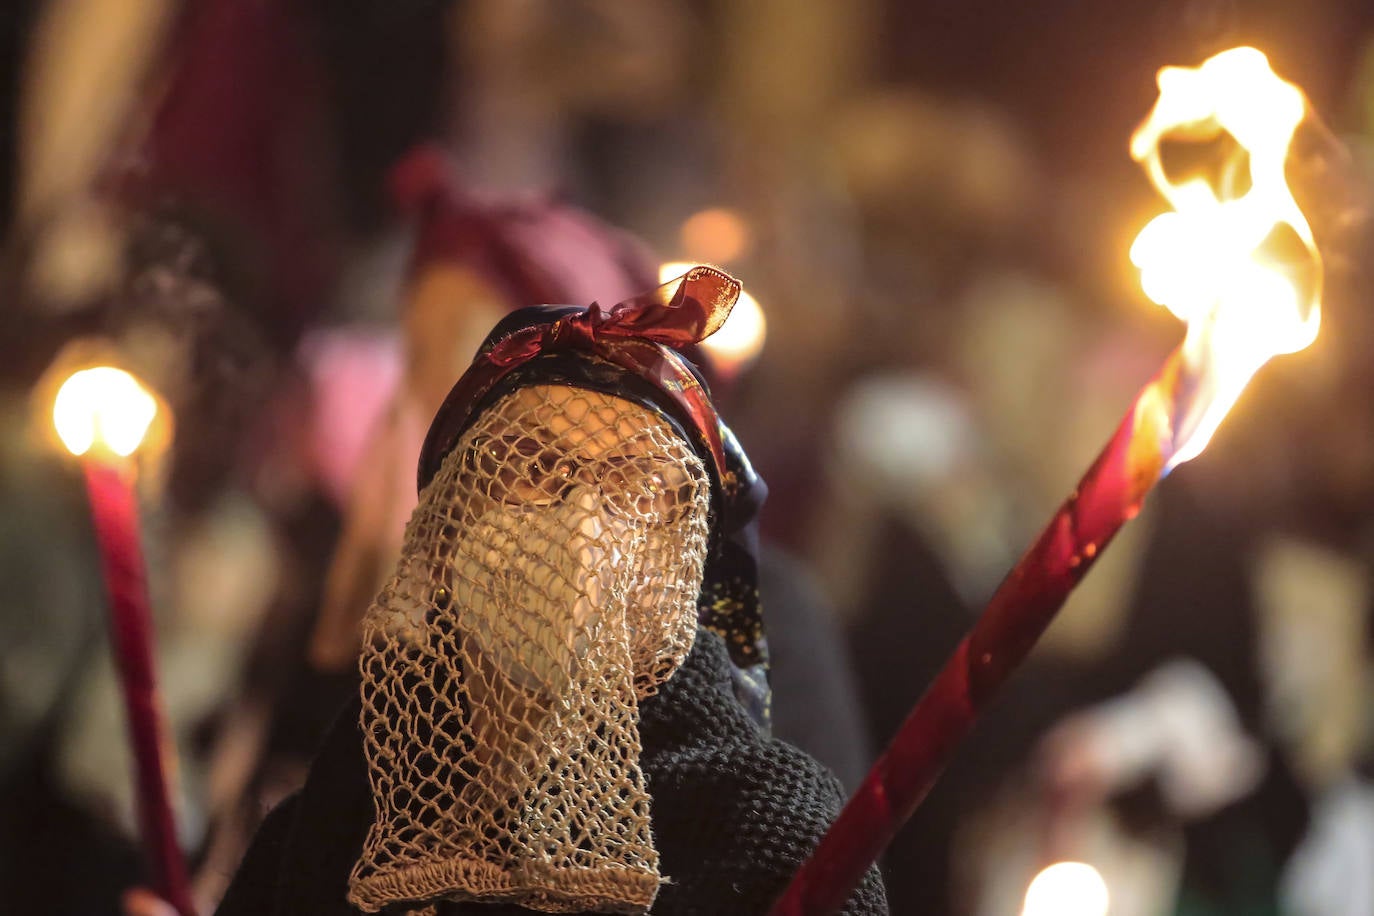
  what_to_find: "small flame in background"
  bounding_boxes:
[53,366,159,457]
[1021,862,1110,916]
[660,261,767,373]
[1130,46,1321,467]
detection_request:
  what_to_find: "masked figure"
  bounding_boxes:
[216,266,886,915]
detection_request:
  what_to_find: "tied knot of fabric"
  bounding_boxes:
[421,266,741,493]
[487,265,739,363]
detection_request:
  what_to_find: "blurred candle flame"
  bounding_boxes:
[661,261,766,373]
[1130,46,1321,467]
[53,366,158,458]
[680,207,752,264]
[1021,861,1110,916]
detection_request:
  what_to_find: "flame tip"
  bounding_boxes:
[52,366,159,458]
[1131,46,1322,463]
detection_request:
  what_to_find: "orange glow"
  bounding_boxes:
[1130,47,1321,467]
[660,261,766,373]
[680,207,752,264]
[1021,862,1109,916]
[53,366,158,458]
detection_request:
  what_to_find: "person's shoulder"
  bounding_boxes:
[639,631,888,914]
[640,628,849,834]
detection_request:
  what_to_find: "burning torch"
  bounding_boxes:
[773,46,1330,915]
[52,366,195,916]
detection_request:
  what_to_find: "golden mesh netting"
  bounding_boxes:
[348,383,711,915]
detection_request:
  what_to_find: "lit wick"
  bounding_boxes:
[773,47,1322,915]
[54,367,195,916]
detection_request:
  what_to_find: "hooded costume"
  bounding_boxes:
[216,267,886,915]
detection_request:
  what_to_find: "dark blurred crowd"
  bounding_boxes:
[4,1,1374,914]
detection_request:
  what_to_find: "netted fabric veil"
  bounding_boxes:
[348,384,711,914]
[417,287,773,728]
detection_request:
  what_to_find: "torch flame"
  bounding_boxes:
[53,366,158,458]
[1130,46,1321,467]
[660,261,767,373]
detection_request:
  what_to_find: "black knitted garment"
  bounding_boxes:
[215,629,887,915]
[636,630,886,915]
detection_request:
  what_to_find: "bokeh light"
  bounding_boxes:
[53,366,158,458]
[1021,862,1110,916]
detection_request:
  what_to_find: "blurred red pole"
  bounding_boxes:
[84,460,196,916]
[771,350,1183,916]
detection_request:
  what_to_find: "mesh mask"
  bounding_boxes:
[348,383,711,914]
[415,279,771,725]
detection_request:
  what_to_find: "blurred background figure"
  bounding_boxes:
[306,144,659,672]
[3,1,1374,914]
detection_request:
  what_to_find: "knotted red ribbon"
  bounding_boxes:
[418,265,741,491]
